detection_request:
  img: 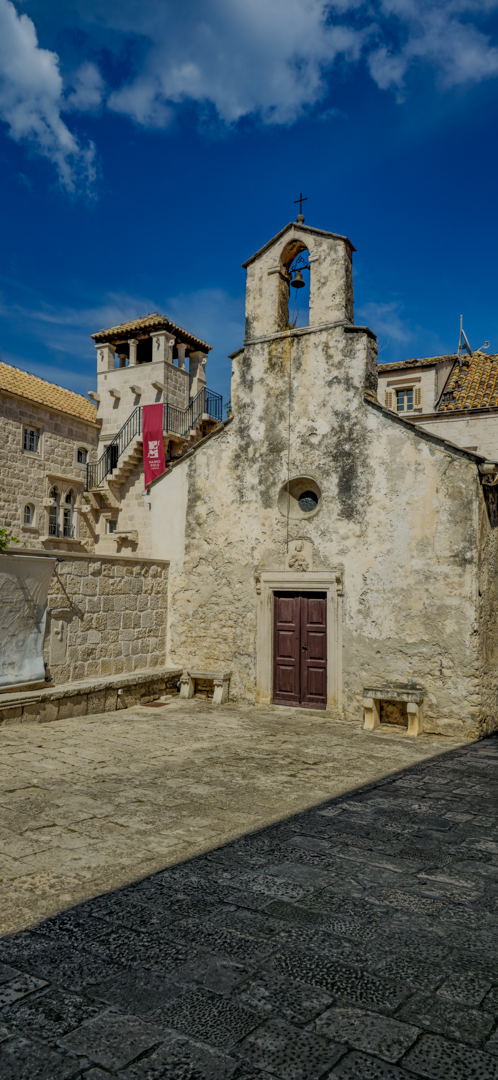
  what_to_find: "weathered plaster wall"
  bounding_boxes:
[153,343,484,736]
[0,393,98,551]
[150,222,489,738]
[43,553,168,684]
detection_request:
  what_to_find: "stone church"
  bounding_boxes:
[144,217,498,740]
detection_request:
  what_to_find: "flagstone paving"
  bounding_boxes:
[0,699,497,1077]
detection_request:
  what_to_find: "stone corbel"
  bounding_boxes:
[479,463,498,486]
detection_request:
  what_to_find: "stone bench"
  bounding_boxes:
[362,685,425,737]
[180,669,231,705]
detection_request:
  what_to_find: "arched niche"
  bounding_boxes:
[277,239,311,332]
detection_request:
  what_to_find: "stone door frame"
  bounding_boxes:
[256,570,343,712]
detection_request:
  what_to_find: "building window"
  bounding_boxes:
[395,387,421,412]
[107,519,117,534]
[397,388,413,412]
[48,487,59,537]
[63,490,75,538]
[24,426,40,452]
[23,503,34,525]
[77,447,88,464]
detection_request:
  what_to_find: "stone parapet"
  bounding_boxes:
[0,667,182,726]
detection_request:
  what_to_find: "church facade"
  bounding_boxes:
[145,219,498,739]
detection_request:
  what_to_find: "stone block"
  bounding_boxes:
[100,660,112,677]
[89,561,102,576]
[0,706,23,724]
[81,579,98,597]
[87,691,106,715]
[37,701,60,724]
[59,694,87,720]
[105,688,117,710]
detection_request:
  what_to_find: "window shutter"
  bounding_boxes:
[414,388,421,407]
[385,392,393,409]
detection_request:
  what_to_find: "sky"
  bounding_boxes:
[1,1,498,406]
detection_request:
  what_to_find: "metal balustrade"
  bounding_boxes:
[86,386,223,490]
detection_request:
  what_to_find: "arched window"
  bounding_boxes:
[63,490,75,538]
[77,447,88,464]
[23,503,34,525]
[278,239,311,331]
[48,487,59,537]
[287,249,310,329]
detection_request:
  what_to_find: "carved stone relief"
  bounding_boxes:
[286,538,313,571]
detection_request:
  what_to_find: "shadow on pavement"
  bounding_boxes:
[0,735,498,1079]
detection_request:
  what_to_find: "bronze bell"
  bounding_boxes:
[290,270,305,289]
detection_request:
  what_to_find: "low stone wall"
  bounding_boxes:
[0,669,181,726]
[43,552,169,684]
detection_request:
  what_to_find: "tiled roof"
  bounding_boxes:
[379,354,457,372]
[91,313,211,352]
[0,361,98,424]
[438,352,498,412]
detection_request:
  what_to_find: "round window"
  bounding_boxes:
[278,477,322,519]
[298,490,318,513]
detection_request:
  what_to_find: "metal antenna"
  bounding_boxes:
[457,315,472,368]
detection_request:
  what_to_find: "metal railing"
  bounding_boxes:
[86,386,222,490]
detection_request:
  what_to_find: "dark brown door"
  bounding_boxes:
[273,592,327,709]
[273,593,300,705]
[301,595,327,708]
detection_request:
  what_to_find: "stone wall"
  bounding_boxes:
[0,393,98,551]
[43,553,168,684]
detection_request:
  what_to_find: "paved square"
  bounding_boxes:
[0,699,497,1077]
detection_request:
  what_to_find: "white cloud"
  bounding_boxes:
[106,0,366,127]
[3,0,498,185]
[0,0,96,190]
[356,300,412,344]
[369,0,498,93]
[63,61,105,113]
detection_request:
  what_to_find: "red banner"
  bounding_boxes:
[143,403,165,487]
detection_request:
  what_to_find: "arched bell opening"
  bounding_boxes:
[277,239,310,331]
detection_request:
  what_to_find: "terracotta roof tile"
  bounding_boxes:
[0,361,98,424]
[91,313,211,352]
[438,352,498,412]
[379,354,457,372]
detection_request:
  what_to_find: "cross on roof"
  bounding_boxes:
[294,193,308,216]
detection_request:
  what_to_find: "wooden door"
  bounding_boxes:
[300,595,327,709]
[273,592,327,709]
[273,593,300,705]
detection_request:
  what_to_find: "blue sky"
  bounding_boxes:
[1,0,498,405]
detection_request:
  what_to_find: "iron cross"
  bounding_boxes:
[294,193,308,215]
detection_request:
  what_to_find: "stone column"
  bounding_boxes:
[177,344,187,370]
[95,343,115,371]
[151,332,175,364]
[128,339,138,365]
[189,352,207,399]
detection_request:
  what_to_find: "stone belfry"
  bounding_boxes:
[230,210,378,523]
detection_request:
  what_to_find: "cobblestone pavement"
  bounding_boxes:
[1,702,498,1078]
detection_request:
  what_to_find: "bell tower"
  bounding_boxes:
[242,219,355,342]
